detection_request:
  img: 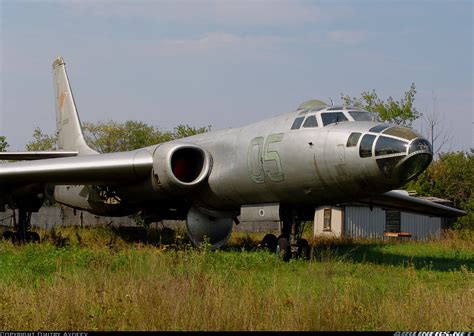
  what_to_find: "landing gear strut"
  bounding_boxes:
[261,205,310,261]
[2,208,40,243]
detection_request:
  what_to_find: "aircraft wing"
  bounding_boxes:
[0,150,153,185]
[0,151,78,161]
[360,190,466,218]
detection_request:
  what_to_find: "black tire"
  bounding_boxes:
[160,227,176,245]
[27,231,41,243]
[276,237,291,262]
[297,238,310,260]
[2,230,14,241]
[261,234,278,252]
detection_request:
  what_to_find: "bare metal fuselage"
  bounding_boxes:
[51,112,415,217]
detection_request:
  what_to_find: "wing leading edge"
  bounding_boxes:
[361,190,466,218]
[0,151,78,161]
[0,149,153,185]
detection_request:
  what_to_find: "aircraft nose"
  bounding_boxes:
[373,127,433,184]
[394,137,433,182]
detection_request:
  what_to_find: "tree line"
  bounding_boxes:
[1,85,472,229]
[25,121,211,153]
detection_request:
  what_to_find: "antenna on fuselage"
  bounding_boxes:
[329,98,334,106]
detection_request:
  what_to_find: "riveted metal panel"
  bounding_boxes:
[240,203,280,222]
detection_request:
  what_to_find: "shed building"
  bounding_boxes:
[313,203,447,241]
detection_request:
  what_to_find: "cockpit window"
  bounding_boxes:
[346,132,361,147]
[291,116,305,130]
[369,124,390,133]
[375,136,408,156]
[409,139,432,154]
[303,115,318,128]
[383,126,419,140]
[359,134,376,158]
[349,111,379,122]
[321,112,348,126]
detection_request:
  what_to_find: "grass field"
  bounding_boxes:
[0,227,472,331]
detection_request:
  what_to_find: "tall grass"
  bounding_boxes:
[0,227,472,331]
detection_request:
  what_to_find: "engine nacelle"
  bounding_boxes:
[152,142,212,193]
[186,206,233,249]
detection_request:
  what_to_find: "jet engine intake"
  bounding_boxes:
[152,143,212,193]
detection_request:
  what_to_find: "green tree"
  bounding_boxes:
[83,120,175,153]
[341,83,420,126]
[27,121,211,153]
[172,124,211,139]
[0,136,8,152]
[405,150,473,229]
[26,128,57,151]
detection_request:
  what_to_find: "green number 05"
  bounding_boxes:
[247,133,284,184]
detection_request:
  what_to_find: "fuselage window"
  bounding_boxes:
[359,134,376,158]
[321,112,348,126]
[291,116,305,130]
[375,136,408,156]
[369,124,390,133]
[346,132,362,147]
[383,126,419,140]
[303,115,318,128]
[349,111,378,122]
[409,138,432,154]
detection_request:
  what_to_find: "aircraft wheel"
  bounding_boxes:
[276,237,291,262]
[261,234,278,252]
[2,230,14,241]
[27,231,41,243]
[297,238,310,260]
[160,227,176,245]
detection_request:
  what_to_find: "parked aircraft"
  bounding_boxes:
[0,57,465,257]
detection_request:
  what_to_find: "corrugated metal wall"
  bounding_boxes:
[344,206,386,239]
[344,206,442,240]
[401,213,441,240]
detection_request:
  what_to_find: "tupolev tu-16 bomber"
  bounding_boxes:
[0,57,465,258]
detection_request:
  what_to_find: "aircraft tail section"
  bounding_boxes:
[52,57,97,155]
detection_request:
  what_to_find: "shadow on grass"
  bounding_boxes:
[310,241,473,272]
[101,229,474,272]
[36,226,473,272]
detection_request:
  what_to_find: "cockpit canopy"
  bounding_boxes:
[347,124,432,181]
[291,104,380,129]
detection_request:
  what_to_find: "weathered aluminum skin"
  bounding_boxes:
[0,56,465,221]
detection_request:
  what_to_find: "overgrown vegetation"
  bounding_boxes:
[0,227,472,331]
[405,150,473,229]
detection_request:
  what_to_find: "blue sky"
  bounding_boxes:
[1,0,472,152]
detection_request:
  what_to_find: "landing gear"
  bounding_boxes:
[296,238,310,260]
[2,208,40,243]
[2,230,15,241]
[260,205,311,261]
[261,233,278,252]
[276,237,291,262]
